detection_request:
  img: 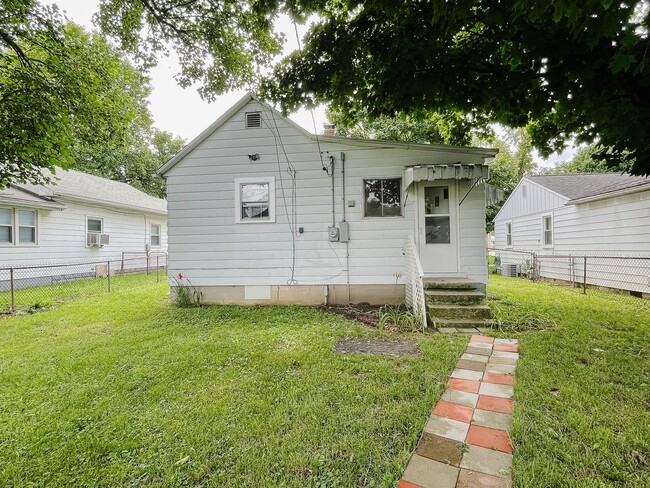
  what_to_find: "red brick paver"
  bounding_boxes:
[483,372,515,386]
[433,400,474,423]
[398,336,518,488]
[447,378,481,393]
[466,425,513,454]
[476,395,514,414]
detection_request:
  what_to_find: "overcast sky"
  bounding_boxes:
[49,0,573,167]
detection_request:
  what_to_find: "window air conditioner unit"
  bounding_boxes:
[87,233,110,247]
[503,263,519,278]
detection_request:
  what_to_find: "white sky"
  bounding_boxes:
[50,0,574,168]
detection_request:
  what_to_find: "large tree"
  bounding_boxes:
[261,1,650,175]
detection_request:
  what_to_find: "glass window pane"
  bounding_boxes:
[424,187,449,214]
[88,219,102,232]
[364,179,401,217]
[19,226,35,243]
[241,183,268,203]
[242,204,269,219]
[18,210,35,226]
[0,226,12,243]
[151,224,160,236]
[381,179,401,216]
[151,235,160,246]
[425,216,451,244]
[0,208,12,225]
[364,180,382,217]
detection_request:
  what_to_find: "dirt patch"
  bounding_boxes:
[334,338,420,357]
[321,304,383,328]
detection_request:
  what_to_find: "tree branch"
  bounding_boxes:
[0,28,31,67]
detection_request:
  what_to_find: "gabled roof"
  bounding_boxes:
[157,93,498,176]
[0,186,66,210]
[10,168,167,215]
[527,173,650,202]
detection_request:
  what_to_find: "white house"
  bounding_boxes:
[493,173,650,292]
[0,168,168,270]
[158,93,498,308]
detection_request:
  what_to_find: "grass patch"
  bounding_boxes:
[0,281,466,486]
[489,275,650,487]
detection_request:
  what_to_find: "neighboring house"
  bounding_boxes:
[0,168,168,270]
[493,173,650,292]
[158,93,498,307]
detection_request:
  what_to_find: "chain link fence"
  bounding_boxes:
[0,252,168,313]
[490,248,650,300]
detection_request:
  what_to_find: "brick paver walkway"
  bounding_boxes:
[398,335,518,488]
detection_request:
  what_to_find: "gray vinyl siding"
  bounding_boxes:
[165,99,489,286]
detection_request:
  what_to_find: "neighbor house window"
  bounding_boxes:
[0,208,14,244]
[0,207,37,245]
[234,177,276,223]
[87,217,103,234]
[506,222,512,247]
[150,224,161,246]
[542,214,553,247]
[18,210,37,244]
[363,178,402,217]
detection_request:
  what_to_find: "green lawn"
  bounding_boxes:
[488,275,650,487]
[0,280,466,487]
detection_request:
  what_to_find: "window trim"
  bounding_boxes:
[150,223,161,247]
[234,176,276,224]
[86,216,104,239]
[0,207,38,247]
[17,209,38,245]
[541,213,554,248]
[505,221,513,248]
[362,177,403,219]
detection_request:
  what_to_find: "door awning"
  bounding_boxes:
[403,164,489,191]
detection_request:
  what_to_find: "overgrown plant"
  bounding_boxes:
[378,305,423,333]
[172,273,202,307]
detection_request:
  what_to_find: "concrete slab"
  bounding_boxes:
[451,369,484,381]
[457,469,512,488]
[460,444,512,478]
[415,432,463,466]
[491,351,520,360]
[423,415,470,442]
[472,409,513,431]
[461,353,489,363]
[494,338,518,344]
[442,389,479,408]
[488,356,518,366]
[456,359,486,372]
[479,383,514,399]
[466,346,492,356]
[485,363,516,375]
[438,327,458,334]
[468,342,493,350]
[457,327,480,334]
[402,454,460,488]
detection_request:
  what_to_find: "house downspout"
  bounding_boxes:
[330,155,336,227]
[341,152,350,303]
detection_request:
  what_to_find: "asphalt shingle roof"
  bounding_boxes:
[14,168,167,214]
[527,173,650,201]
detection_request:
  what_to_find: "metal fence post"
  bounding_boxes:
[121,252,125,275]
[10,267,15,310]
[107,261,111,292]
[156,256,160,283]
[146,254,150,275]
[583,256,587,294]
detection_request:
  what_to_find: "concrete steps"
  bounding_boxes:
[424,279,494,329]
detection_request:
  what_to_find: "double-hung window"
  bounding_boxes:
[0,207,37,245]
[150,224,161,247]
[363,178,402,217]
[234,177,276,223]
[542,214,553,247]
[505,222,512,247]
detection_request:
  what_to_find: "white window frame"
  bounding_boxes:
[150,223,161,247]
[362,177,403,218]
[234,176,276,224]
[17,209,38,245]
[541,213,554,248]
[0,207,15,246]
[505,221,513,248]
[86,216,103,237]
[0,207,38,246]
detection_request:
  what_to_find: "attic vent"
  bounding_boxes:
[245,112,261,128]
[522,184,527,198]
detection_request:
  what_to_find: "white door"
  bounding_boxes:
[419,182,458,274]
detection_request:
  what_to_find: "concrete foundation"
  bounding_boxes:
[175,284,406,306]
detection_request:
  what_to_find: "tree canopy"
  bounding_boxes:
[0,2,183,195]
[261,0,650,175]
